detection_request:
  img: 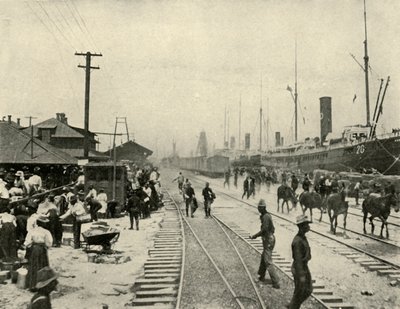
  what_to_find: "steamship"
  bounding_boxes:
[259,3,400,175]
[260,99,400,175]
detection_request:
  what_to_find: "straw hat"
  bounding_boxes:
[35,267,58,289]
[257,199,266,208]
[296,214,312,225]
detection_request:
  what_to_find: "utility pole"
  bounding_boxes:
[75,51,102,159]
[25,116,37,159]
[239,94,241,150]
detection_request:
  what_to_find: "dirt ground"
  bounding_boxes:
[0,211,164,309]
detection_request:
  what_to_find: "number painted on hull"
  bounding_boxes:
[356,144,365,154]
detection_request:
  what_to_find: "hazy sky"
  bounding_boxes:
[1,0,399,157]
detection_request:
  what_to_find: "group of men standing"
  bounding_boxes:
[251,199,313,309]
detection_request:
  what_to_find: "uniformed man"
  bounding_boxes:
[250,199,280,289]
[287,214,313,309]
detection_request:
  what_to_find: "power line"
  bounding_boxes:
[53,1,86,48]
[25,1,79,102]
[35,0,76,50]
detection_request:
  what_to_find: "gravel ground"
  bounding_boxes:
[179,214,239,309]
[184,210,262,309]
[218,221,325,309]
[0,210,164,309]
[182,170,400,309]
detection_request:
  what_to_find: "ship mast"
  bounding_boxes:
[239,94,242,150]
[224,104,227,148]
[259,75,263,151]
[294,39,298,142]
[363,0,371,126]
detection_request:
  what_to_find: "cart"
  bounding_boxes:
[82,226,120,254]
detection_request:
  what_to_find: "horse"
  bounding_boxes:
[362,193,400,239]
[299,191,326,222]
[327,190,349,235]
[277,185,297,213]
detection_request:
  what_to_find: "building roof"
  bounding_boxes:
[104,140,153,159]
[23,117,97,140]
[0,122,78,165]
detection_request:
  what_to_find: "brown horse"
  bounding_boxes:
[299,191,326,222]
[362,193,400,239]
[277,185,297,213]
[327,190,349,235]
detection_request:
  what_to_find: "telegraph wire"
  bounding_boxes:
[25,1,79,103]
[53,1,86,49]
[35,0,76,51]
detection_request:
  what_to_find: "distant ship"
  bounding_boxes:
[258,1,400,175]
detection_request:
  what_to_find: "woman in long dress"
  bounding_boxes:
[24,215,53,291]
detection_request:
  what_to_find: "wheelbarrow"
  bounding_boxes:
[82,226,120,254]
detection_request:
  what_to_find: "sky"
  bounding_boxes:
[1,0,399,158]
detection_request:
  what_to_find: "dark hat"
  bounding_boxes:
[69,195,78,203]
[35,266,58,289]
[77,190,85,196]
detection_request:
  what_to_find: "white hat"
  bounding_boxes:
[296,214,312,225]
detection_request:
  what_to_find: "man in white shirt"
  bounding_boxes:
[28,167,42,193]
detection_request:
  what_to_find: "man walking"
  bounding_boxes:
[202,182,216,218]
[172,172,185,194]
[242,176,250,199]
[184,182,196,217]
[126,189,141,230]
[250,199,280,289]
[223,168,231,189]
[287,214,313,309]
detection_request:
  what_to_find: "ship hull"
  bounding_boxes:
[260,136,400,175]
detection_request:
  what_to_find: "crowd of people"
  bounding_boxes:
[0,163,165,308]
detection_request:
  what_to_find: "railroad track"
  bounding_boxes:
[129,192,184,308]
[212,213,356,309]
[192,175,400,248]
[172,189,267,309]
[187,175,400,283]
[169,185,353,309]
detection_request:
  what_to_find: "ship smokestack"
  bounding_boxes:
[245,133,250,150]
[275,132,281,147]
[320,97,332,142]
[230,136,236,149]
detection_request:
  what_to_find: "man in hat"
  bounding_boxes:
[250,199,280,288]
[184,182,196,217]
[60,195,86,249]
[85,196,102,222]
[287,214,313,309]
[126,188,142,230]
[202,182,216,218]
[302,174,311,192]
[29,266,58,309]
